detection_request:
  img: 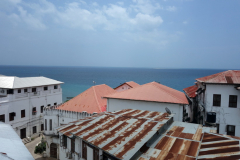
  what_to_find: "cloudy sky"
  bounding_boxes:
[0,0,239,69]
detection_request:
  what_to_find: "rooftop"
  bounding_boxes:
[0,123,34,160]
[183,85,198,98]
[105,82,189,105]
[57,84,116,113]
[196,70,240,84]
[58,109,174,160]
[0,76,63,89]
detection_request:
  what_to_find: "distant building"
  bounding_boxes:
[114,81,140,92]
[0,122,34,160]
[43,84,116,158]
[184,70,240,136]
[0,76,63,139]
[105,82,189,122]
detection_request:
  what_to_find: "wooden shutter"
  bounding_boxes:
[82,141,87,159]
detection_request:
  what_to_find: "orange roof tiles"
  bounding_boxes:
[57,84,116,113]
[196,70,240,84]
[105,82,188,105]
[183,85,198,98]
[114,81,140,89]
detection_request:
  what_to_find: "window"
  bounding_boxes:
[63,135,67,148]
[33,126,37,134]
[229,95,237,108]
[24,88,28,93]
[71,138,75,153]
[82,141,87,159]
[94,148,99,160]
[49,119,52,131]
[213,94,221,106]
[9,112,15,121]
[216,123,219,133]
[45,119,47,130]
[41,124,44,131]
[0,114,5,122]
[54,85,58,89]
[32,107,37,115]
[21,110,25,118]
[18,89,21,93]
[41,106,44,113]
[227,125,235,136]
[44,86,48,91]
[32,88,36,92]
[7,89,13,94]
[54,102,57,106]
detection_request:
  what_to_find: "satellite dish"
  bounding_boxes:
[165,107,171,115]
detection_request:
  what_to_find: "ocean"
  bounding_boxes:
[0,66,225,102]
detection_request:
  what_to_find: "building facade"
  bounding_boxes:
[185,70,240,136]
[0,76,63,138]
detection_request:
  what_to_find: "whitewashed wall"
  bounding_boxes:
[107,98,184,121]
[204,84,240,136]
[0,84,62,138]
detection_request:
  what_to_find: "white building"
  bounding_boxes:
[0,76,63,139]
[104,82,189,122]
[0,122,34,160]
[114,81,140,92]
[185,70,240,136]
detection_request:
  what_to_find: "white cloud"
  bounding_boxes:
[131,0,163,14]
[183,21,188,24]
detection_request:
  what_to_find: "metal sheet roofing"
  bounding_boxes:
[0,123,34,160]
[138,121,240,160]
[114,81,140,89]
[105,82,189,105]
[58,109,174,160]
[57,84,116,113]
[196,70,240,84]
[0,76,63,89]
[183,85,198,98]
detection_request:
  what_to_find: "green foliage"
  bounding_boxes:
[31,137,35,141]
[34,142,46,154]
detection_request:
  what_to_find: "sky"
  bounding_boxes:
[0,0,240,69]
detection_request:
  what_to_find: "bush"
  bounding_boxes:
[34,142,46,154]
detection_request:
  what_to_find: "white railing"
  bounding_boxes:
[42,90,51,95]
[0,95,10,102]
[52,88,61,93]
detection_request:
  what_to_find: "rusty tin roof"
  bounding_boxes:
[138,121,240,160]
[57,109,174,160]
[183,85,198,98]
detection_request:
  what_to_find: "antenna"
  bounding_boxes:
[165,107,171,115]
[93,81,96,85]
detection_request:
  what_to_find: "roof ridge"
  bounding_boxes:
[150,82,186,104]
[92,86,102,112]
[12,77,16,88]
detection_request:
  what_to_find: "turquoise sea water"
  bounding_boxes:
[0,66,226,102]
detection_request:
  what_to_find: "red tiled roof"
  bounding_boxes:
[105,82,188,105]
[114,81,140,89]
[57,84,116,113]
[196,70,240,84]
[183,85,198,98]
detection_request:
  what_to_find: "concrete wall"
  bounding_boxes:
[107,98,184,121]
[204,84,240,136]
[0,84,62,138]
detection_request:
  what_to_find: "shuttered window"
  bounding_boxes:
[71,138,75,153]
[82,141,87,159]
[229,95,237,108]
[45,119,47,130]
[49,119,52,131]
[93,147,99,160]
[213,94,221,106]
[21,110,25,118]
[0,114,5,122]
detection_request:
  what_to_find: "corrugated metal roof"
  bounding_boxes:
[138,121,240,160]
[0,123,34,160]
[0,76,63,89]
[58,109,174,160]
[196,70,240,84]
[57,84,116,113]
[183,85,198,98]
[105,82,189,105]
